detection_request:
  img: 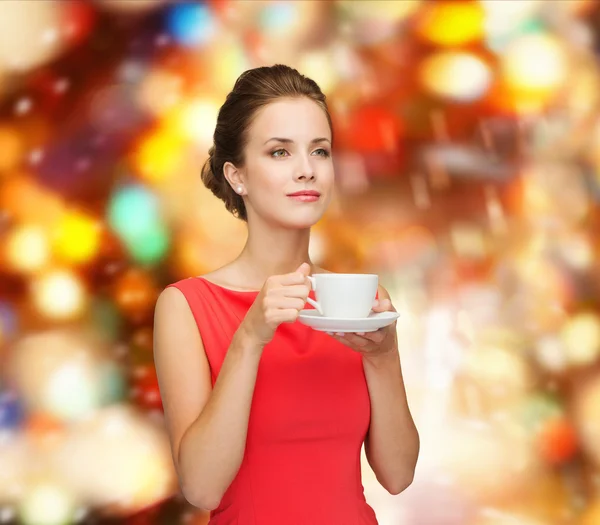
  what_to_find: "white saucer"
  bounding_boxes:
[297,310,400,333]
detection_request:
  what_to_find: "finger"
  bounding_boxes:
[277,308,304,323]
[270,297,307,311]
[360,330,387,344]
[328,332,348,340]
[295,262,311,275]
[305,275,313,291]
[329,333,354,348]
[279,284,311,298]
[340,332,370,347]
[279,271,310,286]
[372,298,395,312]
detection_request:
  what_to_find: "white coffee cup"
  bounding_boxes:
[306,273,378,318]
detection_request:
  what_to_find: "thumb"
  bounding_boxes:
[296,262,311,275]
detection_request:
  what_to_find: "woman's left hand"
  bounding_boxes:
[327,298,398,358]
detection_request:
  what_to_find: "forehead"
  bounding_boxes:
[248,97,331,142]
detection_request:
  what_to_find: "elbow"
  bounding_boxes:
[181,486,221,512]
[385,438,420,496]
[180,478,222,511]
[385,470,415,495]
[176,448,222,511]
[370,428,420,496]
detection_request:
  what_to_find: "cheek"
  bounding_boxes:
[318,162,335,190]
[324,164,335,184]
[248,159,287,190]
[245,163,291,213]
[261,168,289,195]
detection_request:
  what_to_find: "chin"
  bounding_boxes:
[278,210,324,230]
[259,197,330,229]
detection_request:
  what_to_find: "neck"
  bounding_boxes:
[234,222,315,286]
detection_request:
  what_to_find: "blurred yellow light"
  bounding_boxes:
[450,222,489,259]
[298,52,338,95]
[167,98,220,146]
[207,37,250,93]
[18,481,77,525]
[581,499,600,525]
[502,34,568,99]
[4,224,50,274]
[420,51,491,102]
[560,312,600,367]
[137,68,183,117]
[590,120,600,173]
[338,0,421,21]
[0,126,24,172]
[31,270,87,320]
[522,178,552,215]
[464,343,531,395]
[133,129,184,184]
[56,406,175,513]
[482,0,542,42]
[557,232,594,270]
[417,1,484,47]
[520,164,590,223]
[52,210,102,264]
[0,435,29,502]
[0,2,64,73]
[575,376,600,492]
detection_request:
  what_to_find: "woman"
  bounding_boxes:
[154,64,419,524]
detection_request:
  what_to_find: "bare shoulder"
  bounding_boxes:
[154,285,203,360]
[155,285,189,311]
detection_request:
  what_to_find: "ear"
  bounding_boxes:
[223,161,245,193]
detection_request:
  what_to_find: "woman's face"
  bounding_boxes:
[239,97,334,229]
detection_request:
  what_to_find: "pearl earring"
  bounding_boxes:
[237,186,243,194]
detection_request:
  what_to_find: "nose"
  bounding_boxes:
[294,154,316,182]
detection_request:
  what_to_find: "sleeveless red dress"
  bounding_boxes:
[166,276,379,525]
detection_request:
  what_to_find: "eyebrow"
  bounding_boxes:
[264,137,331,146]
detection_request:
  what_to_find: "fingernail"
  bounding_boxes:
[356,332,365,336]
[336,332,345,337]
[326,332,333,336]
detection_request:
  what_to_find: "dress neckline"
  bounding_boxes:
[195,276,261,294]
[195,276,317,298]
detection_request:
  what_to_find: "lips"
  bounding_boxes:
[287,191,321,197]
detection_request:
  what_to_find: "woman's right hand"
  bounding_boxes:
[240,262,312,347]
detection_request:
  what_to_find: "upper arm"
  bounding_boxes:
[153,286,212,475]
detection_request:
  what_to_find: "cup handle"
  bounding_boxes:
[306,276,323,316]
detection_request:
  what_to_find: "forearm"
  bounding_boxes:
[178,327,263,509]
[362,350,420,495]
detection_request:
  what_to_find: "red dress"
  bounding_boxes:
[166,276,379,525]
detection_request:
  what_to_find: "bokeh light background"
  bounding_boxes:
[1,0,600,524]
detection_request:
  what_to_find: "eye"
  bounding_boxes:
[271,149,289,158]
[313,148,330,157]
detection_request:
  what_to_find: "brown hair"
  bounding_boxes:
[201,64,333,222]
